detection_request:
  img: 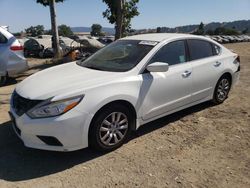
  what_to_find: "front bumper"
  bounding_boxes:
[9,106,93,152]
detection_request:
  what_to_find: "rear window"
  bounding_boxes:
[187,39,213,61]
[0,32,7,44]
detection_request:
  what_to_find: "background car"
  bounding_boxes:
[24,38,44,57]
[0,26,28,86]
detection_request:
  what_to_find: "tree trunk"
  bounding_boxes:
[49,0,61,58]
[115,0,124,40]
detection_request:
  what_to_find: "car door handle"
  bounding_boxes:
[182,70,192,78]
[214,61,221,67]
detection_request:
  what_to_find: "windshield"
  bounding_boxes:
[77,40,155,72]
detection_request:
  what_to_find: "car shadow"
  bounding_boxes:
[132,101,214,138]
[0,101,214,182]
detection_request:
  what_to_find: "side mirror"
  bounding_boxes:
[146,62,169,72]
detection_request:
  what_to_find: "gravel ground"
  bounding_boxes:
[0,43,249,188]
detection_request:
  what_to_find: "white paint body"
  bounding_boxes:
[10,34,240,151]
[0,27,28,77]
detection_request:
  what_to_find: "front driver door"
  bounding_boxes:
[141,40,193,121]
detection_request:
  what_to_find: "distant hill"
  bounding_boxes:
[156,20,250,33]
[71,27,115,35]
[71,20,250,36]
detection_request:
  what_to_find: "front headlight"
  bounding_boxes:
[27,95,83,119]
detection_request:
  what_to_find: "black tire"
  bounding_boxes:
[212,75,231,104]
[24,49,29,57]
[0,75,7,87]
[89,104,133,152]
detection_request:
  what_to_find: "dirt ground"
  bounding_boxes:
[0,43,249,188]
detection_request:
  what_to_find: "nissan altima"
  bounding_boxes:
[9,33,240,151]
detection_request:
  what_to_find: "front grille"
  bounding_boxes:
[12,91,43,116]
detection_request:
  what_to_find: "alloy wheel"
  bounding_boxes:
[99,112,128,146]
[217,78,230,101]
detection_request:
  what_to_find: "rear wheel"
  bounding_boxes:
[0,75,7,87]
[24,49,29,57]
[89,104,132,151]
[213,75,231,104]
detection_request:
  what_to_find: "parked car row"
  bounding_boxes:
[22,35,105,58]
[23,36,76,58]
[206,35,250,44]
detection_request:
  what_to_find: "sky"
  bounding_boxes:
[0,0,250,32]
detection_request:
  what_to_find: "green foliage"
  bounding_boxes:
[206,30,214,35]
[214,27,239,35]
[193,22,205,35]
[102,0,139,36]
[36,0,64,6]
[25,25,45,37]
[91,24,103,36]
[12,32,21,37]
[58,24,73,37]
[242,28,249,34]
[156,27,161,33]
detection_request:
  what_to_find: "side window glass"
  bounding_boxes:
[187,39,213,61]
[0,32,7,44]
[149,40,186,66]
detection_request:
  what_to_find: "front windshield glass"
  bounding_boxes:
[77,40,155,72]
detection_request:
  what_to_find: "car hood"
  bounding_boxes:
[16,62,124,100]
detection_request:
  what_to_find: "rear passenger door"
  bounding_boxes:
[187,39,223,101]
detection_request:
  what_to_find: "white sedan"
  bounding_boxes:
[9,33,240,152]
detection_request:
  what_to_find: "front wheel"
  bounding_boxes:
[212,76,231,104]
[89,104,132,151]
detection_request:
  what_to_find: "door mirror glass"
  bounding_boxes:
[146,62,169,72]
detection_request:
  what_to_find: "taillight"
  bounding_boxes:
[234,55,240,72]
[236,56,240,63]
[10,45,24,51]
[233,55,240,64]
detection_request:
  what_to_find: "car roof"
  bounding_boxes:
[121,33,202,42]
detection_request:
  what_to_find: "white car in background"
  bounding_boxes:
[10,33,240,152]
[0,26,28,86]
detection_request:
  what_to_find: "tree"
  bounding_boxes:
[214,27,225,35]
[214,27,239,35]
[58,24,73,37]
[242,28,249,34]
[206,29,214,35]
[156,27,161,33]
[91,24,102,36]
[193,22,205,35]
[37,0,64,58]
[25,25,45,37]
[102,0,139,40]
